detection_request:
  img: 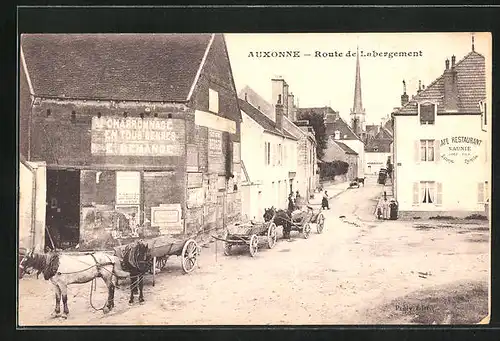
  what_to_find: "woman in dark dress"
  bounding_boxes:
[322,191,330,210]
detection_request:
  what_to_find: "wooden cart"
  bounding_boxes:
[213,221,278,257]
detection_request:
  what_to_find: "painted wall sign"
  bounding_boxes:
[91,117,185,156]
[116,171,141,205]
[440,136,483,164]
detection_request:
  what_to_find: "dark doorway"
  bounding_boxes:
[45,169,81,250]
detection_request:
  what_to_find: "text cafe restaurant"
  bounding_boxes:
[20,33,242,251]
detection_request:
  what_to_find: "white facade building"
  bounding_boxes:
[365,152,391,175]
[239,99,298,221]
[393,49,489,217]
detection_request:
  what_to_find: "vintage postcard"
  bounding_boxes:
[18,32,491,326]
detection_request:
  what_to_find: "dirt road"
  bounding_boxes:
[18,176,489,325]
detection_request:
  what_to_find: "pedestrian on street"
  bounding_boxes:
[288,193,295,213]
[381,197,390,220]
[322,191,330,210]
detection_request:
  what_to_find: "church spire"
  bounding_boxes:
[353,45,363,114]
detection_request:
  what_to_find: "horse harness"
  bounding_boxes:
[88,253,114,271]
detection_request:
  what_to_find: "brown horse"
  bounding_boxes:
[19,249,131,318]
[115,240,150,304]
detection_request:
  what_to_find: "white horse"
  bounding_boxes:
[19,249,131,318]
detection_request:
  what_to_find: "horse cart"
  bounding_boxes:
[212,221,278,257]
[114,235,200,286]
[274,204,325,240]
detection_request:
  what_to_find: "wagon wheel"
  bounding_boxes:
[181,239,199,274]
[267,223,278,249]
[249,234,259,257]
[222,230,232,256]
[316,214,325,234]
[303,223,311,239]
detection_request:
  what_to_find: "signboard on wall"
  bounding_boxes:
[440,136,483,164]
[116,171,141,205]
[91,117,185,156]
[186,144,199,172]
[151,204,183,234]
[187,172,203,188]
[187,188,204,208]
[208,129,223,173]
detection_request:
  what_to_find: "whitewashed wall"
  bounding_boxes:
[394,114,489,212]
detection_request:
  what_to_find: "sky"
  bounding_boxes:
[225,32,491,125]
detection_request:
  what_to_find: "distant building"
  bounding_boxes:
[392,45,489,217]
[322,138,358,181]
[323,110,364,178]
[364,124,393,175]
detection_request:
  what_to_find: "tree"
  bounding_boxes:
[296,111,328,159]
[319,160,349,180]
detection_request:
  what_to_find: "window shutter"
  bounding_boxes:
[415,140,420,163]
[436,182,443,205]
[435,140,440,162]
[412,182,419,205]
[485,182,489,202]
[477,182,485,204]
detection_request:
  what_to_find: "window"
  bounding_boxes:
[413,181,442,206]
[278,144,282,165]
[334,130,340,140]
[420,140,435,162]
[419,103,435,125]
[478,181,489,204]
[209,88,219,113]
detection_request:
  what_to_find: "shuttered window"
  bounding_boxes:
[412,182,419,205]
[436,182,443,205]
[414,141,420,163]
[434,140,441,162]
[478,182,485,204]
[420,140,435,162]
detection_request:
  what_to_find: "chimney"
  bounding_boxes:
[443,56,459,111]
[416,80,422,95]
[401,80,409,106]
[275,98,284,132]
[283,83,290,118]
[244,92,248,101]
[288,92,295,121]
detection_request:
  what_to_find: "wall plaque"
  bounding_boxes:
[116,171,141,205]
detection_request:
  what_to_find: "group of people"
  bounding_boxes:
[287,190,302,212]
[287,189,332,212]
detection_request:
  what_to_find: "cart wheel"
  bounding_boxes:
[303,223,311,239]
[222,230,232,256]
[267,223,277,249]
[317,214,325,234]
[249,234,259,257]
[181,239,199,274]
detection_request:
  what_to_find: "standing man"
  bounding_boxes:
[287,193,295,213]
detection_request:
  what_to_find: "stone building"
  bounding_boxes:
[20,33,242,250]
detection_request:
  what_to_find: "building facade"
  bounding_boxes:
[364,124,393,175]
[323,110,364,178]
[322,137,358,181]
[393,48,489,217]
[240,81,318,202]
[239,99,298,219]
[20,33,242,251]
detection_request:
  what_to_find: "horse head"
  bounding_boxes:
[133,240,150,274]
[263,207,276,222]
[18,248,35,279]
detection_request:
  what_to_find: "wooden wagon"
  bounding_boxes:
[213,221,278,257]
[286,205,325,238]
[114,235,200,286]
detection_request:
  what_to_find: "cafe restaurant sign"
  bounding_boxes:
[439,136,483,164]
[91,117,185,156]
